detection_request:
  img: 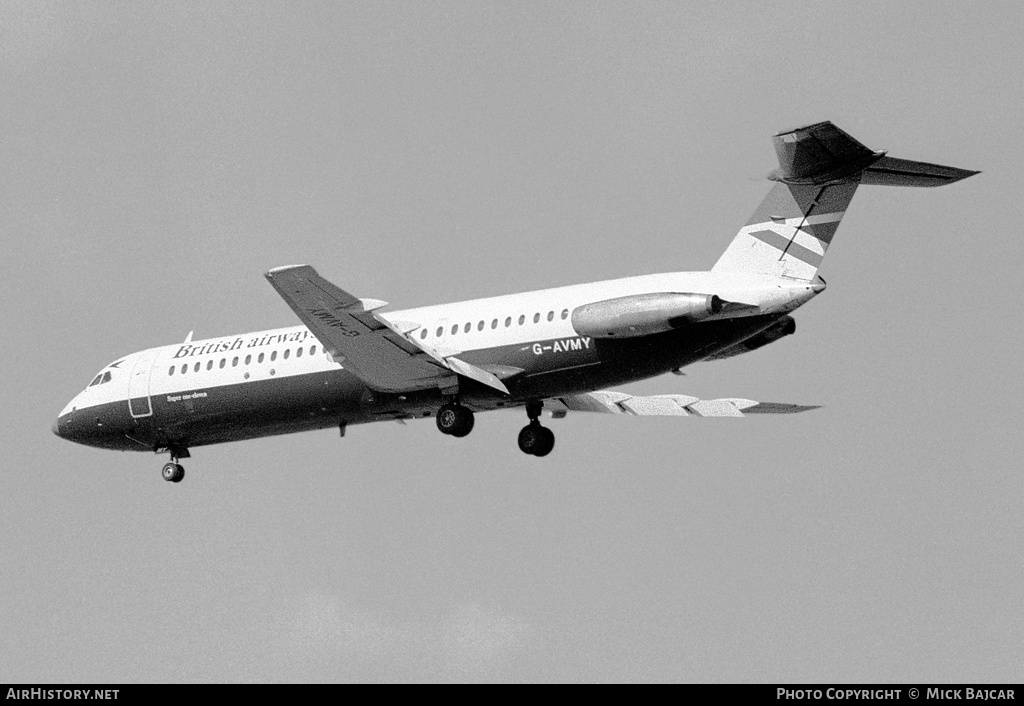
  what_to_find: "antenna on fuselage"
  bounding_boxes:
[183,330,194,343]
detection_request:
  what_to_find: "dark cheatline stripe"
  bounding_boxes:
[748,229,823,267]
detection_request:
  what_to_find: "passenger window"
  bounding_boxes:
[271,351,277,362]
[491,319,497,329]
[245,354,251,365]
[168,366,175,376]
[420,329,427,340]
[219,358,226,369]
[436,327,443,337]
[451,324,458,335]
[206,360,213,371]
[464,322,471,333]
[547,311,554,321]
[533,313,540,323]
[310,345,317,355]
[505,317,511,327]
[284,349,291,360]
[296,347,303,358]
[181,364,188,374]
[561,309,569,320]
[518,315,525,325]
[193,362,199,373]
[258,352,265,364]
[232,356,239,367]
[477,321,484,331]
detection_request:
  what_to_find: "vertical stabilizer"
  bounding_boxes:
[712,121,978,281]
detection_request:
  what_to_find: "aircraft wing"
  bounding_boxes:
[547,390,818,417]
[265,265,509,395]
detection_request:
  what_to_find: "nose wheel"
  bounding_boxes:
[158,444,189,483]
[436,403,475,437]
[161,461,185,483]
[518,400,555,457]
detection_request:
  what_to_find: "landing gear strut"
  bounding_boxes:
[436,402,475,437]
[518,400,555,457]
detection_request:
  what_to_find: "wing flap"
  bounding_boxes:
[620,395,694,416]
[444,356,510,395]
[554,391,817,417]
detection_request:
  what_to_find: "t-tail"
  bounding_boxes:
[711,121,978,281]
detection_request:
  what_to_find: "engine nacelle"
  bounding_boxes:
[571,292,723,339]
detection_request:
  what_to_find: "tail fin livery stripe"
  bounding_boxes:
[747,211,845,261]
[747,228,823,268]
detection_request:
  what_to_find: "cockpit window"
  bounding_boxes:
[88,371,114,387]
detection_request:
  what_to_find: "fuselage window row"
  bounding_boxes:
[417,308,571,340]
[161,330,535,376]
[166,344,322,376]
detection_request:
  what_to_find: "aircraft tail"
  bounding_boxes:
[711,121,978,281]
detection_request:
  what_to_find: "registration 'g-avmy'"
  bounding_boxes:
[53,122,977,482]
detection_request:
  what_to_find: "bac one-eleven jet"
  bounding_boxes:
[53,122,976,482]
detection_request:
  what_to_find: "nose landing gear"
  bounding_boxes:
[161,461,185,483]
[518,400,555,457]
[159,444,189,483]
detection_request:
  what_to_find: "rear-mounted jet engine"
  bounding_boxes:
[571,292,724,339]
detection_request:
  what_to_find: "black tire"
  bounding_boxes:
[161,462,178,481]
[171,464,185,483]
[449,409,474,437]
[532,427,555,457]
[517,423,543,455]
[436,404,474,437]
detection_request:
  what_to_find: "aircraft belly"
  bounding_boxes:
[459,314,786,400]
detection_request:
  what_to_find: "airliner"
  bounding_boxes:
[52,122,976,482]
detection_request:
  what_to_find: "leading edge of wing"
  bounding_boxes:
[551,391,820,417]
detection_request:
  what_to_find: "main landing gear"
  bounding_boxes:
[518,400,555,457]
[435,399,556,457]
[436,402,475,437]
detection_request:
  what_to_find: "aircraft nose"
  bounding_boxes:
[51,416,61,437]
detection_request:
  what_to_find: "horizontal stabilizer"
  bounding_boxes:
[550,391,819,417]
[768,121,979,187]
[860,156,980,187]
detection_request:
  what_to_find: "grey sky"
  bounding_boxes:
[2,1,1023,682]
